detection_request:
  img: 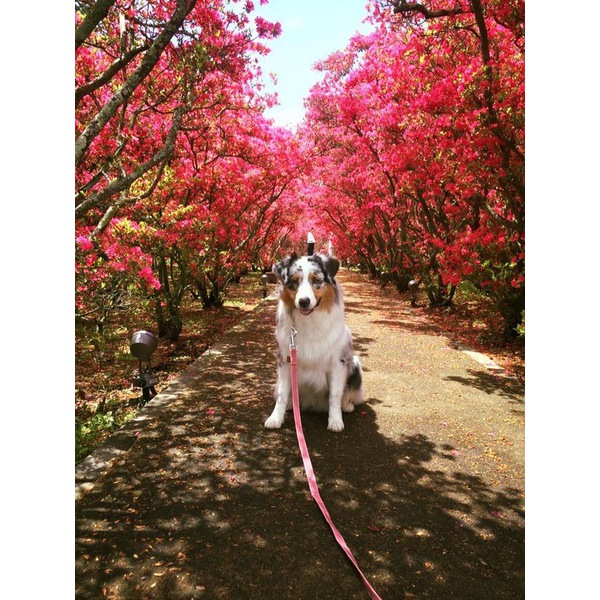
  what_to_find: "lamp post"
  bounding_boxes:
[261,271,278,298]
[130,330,158,404]
[408,280,419,307]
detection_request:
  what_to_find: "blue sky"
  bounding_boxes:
[253,0,373,128]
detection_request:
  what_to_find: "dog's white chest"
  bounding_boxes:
[277,304,347,365]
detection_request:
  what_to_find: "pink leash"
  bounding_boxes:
[289,332,383,600]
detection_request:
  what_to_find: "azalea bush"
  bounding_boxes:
[76,0,524,339]
[75,0,290,337]
[300,0,524,333]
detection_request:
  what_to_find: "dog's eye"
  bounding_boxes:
[286,278,300,290]
[311,277,324,288]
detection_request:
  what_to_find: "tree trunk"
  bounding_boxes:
[155,300,183,341]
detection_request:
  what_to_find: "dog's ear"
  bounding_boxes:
[323,255,340,279]
[273,252,297,283]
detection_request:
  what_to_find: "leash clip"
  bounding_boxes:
[290,325,297,350]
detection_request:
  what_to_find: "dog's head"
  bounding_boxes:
[273,253,340,315]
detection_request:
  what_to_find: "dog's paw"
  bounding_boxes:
[327,417,345,432]
[342,402,355,413]
[264,415,284,429]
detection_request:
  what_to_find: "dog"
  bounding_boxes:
[264,252,364,432]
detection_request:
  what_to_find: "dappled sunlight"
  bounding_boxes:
[77,398,523,599]
[77,279,523,599]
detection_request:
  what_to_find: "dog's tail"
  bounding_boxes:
[346,355,364,405]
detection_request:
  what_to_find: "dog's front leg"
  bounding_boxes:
[327,363,347,432]
[264,360,291,429]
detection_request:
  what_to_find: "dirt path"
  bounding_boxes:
[75,269,524,600]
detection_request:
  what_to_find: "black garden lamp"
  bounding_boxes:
[130,330,158,403]
[261,271,278,298]
[408,279,419,307]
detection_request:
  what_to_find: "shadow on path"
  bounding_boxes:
[444,369,524,405]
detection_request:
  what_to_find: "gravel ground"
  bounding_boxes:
[75,269,524,600]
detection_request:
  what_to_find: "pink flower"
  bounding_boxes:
[140,266,161,290]
[76,235,94,251]
[255,16,281,38]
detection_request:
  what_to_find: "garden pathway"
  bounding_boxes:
[75,269,525,600]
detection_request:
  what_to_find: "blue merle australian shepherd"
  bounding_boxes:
[264,252,364,432]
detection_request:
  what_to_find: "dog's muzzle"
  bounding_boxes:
[297,297,320,316]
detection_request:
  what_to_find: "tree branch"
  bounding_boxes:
[469,0,490,63]
[75,0,196,164]
[390,0,465,19]
[88,159,168,240]
[76,108,183,218]
[75,0,116,49]
[75,43,150,107]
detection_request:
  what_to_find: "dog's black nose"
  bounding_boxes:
[298,297,311,309]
